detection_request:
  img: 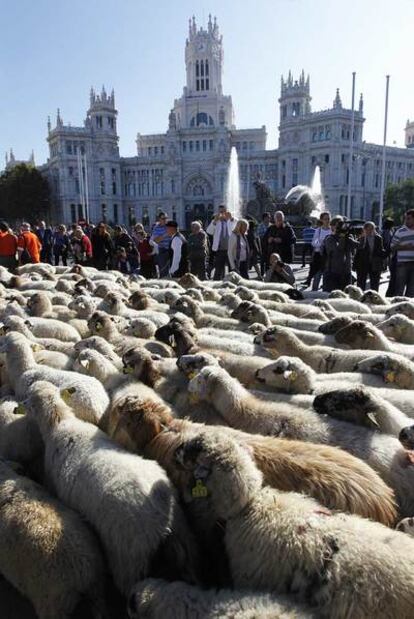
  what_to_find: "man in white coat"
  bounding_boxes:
[206,205,237,280]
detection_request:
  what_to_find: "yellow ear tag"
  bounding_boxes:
[95,323,102,331]
[384,371,395,383]
[61,387,77,403]
[189,393,199,404]
[14,404,25,415]
[191,479,208,498]
[123,366,134,375]
[187,371,196,380]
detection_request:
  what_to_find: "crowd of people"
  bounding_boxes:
[0,205,412,296]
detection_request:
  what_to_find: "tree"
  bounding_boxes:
[0,164,51,224]
[384,178,414,225]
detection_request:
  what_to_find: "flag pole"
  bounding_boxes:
[346,72,356,219]
[379,75,390,231]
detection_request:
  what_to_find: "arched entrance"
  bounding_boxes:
[184,175,214,230]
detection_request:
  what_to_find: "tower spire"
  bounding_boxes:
[359,92,364,113]
[333,88,342,109]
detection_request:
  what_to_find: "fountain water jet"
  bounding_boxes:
[226,147,242,219]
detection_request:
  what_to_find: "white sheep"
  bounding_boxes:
[0,460,106,619]
[127,578,314,619]
[175,432,414,619]
[254,325,412,373]
[385,301,414,320]
[378,314,414,344]
[313,386,413,436]
[26,381,200,596]
[24,316,81,342]
[0,332,109,424]
[335,320,414,360]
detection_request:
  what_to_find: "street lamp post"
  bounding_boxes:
[379,76,390,230]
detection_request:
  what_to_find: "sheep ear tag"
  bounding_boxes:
[191,479,208,498]
[123,366,134,375]
[187,371,196,380]
[61,387,77,403]
[384,371,396,384]
[14,404,25,415]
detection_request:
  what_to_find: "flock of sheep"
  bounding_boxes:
[1,262,414,618]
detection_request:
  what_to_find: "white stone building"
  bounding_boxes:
[14,16,414,227]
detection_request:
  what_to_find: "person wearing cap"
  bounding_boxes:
[166,220,188,278]
[17,223,42,265]
[0,222,18,270]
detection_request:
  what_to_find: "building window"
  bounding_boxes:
[206,78,209,90]
[78,204,84,220]
[282,105,287,119]
[325,125,331,139]
[100,168,105,195]
[148,147,152,156]
[101,204,107,222]
[202,140,207,151]
[196,60,199,77]
[282,175,286,188]
[96,116,102,128]
[182,141,186,153]
[325,154,330,164]
[282,160,286,170]
[171,179,175,193]
[161,146,164,154]
[108,117,114,129]
[292,102,300,117]
[113,204,118,224]
[319,126,324,140]
[292,158,298,171]
[70,204,76,223]
[154,146,158,155]
[375,174,379,188]
[189,141,193,153]
[65,141,72,155]
[196,140,200,152]
[312,130,317,142]
[68,166,73,176]
[112,168,117,195]
[209,140,213,151]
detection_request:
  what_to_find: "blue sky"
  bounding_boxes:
[1,0,413,166]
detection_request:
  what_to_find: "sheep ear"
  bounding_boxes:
[60,387,76,403]
[168,334,176,348]
[193,462,211,480]
[366,332,375,339]
[150,354,161,361]
[79,358,89,370]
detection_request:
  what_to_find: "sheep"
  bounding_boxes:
[235,285,289,303]
[254,356,414,413]
[0,315,75,354]
[254,325,411,373]
[0,332,109,424]
[127,578,315,619]
[87,311,170,357]
[16,263,55,276]
[172,296,250,330]
[356,353,414,389]
[26,291,76,321]
[112,397,397,525]
[23,316,81,342]
[68,294,97,319]
[378,314,414,344]
[318,315,354,334]
[232,300,326,325]
[335,320,414,359]
[74,335,122,368]
[313,386,414,437]
[328,289,348,298]
[315,297,372,314]
[385,301,414,320]
[186,364,414,516]
[122,316,157,339]
[177,351,270,388]
[0,460,106,619]
[26,381,200,596]
[174,432,414,619]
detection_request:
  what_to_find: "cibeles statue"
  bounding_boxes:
[168,109,177,131]
[246,173,277,220]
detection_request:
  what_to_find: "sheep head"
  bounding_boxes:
[26,381,74,435]
[255,357,312,393]
[185,288,204,302]
[177,352,220,379]
[318,316,353,335]
[223,271,241,285]
[235,286,257,302]
[122,347,161,387]
[112,395,173,452]
[87,311,116,336]
[254,326,296,353]
[178,273,201,289]
[344,285,363,300]
[361,290,388,306]
[386,302,414,320]
[335,320,380,348]
[128,290,150,310]
[378,315,408,339]
[231,301,270,326]
[399,426,414,451]
[219,292,240,309]
[123,317,156,339]
[155,322,197,356]
[313,387,379,429]
[174,432,261,519]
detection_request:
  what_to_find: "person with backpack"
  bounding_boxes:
[17,223,42,265]
[70,226,92,266]
[166,220,188,278]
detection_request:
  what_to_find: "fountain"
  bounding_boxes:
[285,165,325,220]
[226,147,242,219]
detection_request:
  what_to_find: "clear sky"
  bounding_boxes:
[1,0,413,167]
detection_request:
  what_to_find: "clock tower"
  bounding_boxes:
[172,15,234,129]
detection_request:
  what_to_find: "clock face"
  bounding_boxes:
[197,42,205,52]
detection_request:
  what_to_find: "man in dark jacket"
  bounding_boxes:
[166,220,188,278]
[262,211,296,266]
[35,221,53,264]
[323,217,358,292]
[353,222,386,291]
